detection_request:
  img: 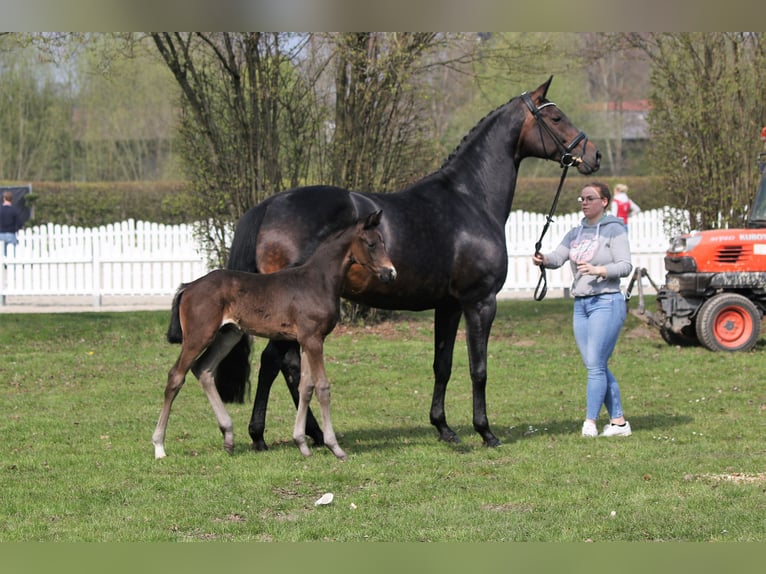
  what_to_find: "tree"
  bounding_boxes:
[0,37,73,181]
[627,32,766,231]
[150,33,484,264]
[580,33,651,177]
[150,32,322,262]
[327,33,440,191]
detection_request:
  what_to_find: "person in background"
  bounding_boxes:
[532,182,633,438]
[1,191,23,256]
[611,183,641,225]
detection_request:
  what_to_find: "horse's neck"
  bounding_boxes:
[304,229,355,293]
[438,105,521,220]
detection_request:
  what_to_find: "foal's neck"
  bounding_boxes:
[304,228,356,290]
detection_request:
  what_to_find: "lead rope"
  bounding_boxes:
[533,165,571,301]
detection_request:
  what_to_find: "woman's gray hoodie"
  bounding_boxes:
[543,214,632,297]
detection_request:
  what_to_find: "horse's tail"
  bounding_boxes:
[207,204,264,405]
[226,204,266,272]
[214,335,251,404]
[166,284,186,344]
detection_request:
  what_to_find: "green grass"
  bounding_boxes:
[1,298,766,542]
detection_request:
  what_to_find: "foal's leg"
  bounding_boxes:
[153,348,197,459]
[248,340,324,451]
[462,295,500,447]
[192,329,243,455]
[430,304,463,443]
[293,338,346,460]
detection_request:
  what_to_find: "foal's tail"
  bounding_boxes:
[166,284,186,344]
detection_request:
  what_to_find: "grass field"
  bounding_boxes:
[1,297,766,542]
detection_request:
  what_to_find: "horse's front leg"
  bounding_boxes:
[293,340,346,459]
[249,340,324,451]
[280,342,325,446]
[430,305,462,443]
[462,295,501,447]
[310,344,346,460]
[293,344,316,457]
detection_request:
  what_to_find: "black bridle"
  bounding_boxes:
[521,92,590,301]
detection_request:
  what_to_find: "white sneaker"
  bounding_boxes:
[601,421,632,437]
[581,421,598,438]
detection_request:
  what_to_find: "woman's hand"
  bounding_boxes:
[576,262,606,278]
[532,252,545,267]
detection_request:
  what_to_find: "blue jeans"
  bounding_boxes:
[572,292,626,421]
[1,232,17,256]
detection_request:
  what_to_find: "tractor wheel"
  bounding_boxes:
[695,293,761,352]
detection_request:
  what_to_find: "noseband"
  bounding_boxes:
[521,92,590,301]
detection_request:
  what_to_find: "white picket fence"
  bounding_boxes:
[0,209,676,307]
[1,219,210,306]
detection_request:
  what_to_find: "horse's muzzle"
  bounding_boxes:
[379,267,397,284]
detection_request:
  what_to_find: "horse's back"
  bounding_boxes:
[227,186,359,274]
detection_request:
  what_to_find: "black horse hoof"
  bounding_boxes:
[438,429,461,444]
[251,440,269,452]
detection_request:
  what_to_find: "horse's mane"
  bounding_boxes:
[438,95,518,170]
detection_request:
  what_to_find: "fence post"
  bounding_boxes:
[92,227,102,307]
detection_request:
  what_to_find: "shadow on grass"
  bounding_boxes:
[506,412,694,441]
[223,412,693,457]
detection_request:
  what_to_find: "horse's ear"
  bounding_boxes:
[533,76,554,102]
[364,210,382,229]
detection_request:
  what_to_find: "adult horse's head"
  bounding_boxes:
[519,76,601,174]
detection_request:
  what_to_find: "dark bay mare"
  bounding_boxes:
[152,210,396,460]
[224,76,601,451]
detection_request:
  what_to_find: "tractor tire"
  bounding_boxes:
[695,293,761,352]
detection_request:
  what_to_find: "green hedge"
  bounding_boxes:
[513,175,671,214]
[8,177,672,228]
[5,181,195,227]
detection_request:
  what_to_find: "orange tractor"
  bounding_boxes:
[628,134,766,352]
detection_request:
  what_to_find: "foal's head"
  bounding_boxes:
[350,210,397,284]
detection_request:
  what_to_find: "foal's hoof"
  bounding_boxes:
[484,437,502,448]
[330,446,347,460]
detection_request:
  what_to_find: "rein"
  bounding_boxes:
[521,92,588,301]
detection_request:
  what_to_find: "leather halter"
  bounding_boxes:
[521,92,590,301]
[521,92,589,168]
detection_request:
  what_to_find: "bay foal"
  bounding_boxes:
[152,210,396,460]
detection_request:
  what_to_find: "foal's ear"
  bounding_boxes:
[363,210,383,229]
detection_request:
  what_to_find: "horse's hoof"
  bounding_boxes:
[438,430,460,444]
[251,440,269,452]
[484,437,502,448]
[331,447,347,460]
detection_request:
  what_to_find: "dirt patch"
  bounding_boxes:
[624,324,661,340]
[690,472,766,485]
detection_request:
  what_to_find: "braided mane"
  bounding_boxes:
[438,96,517,169]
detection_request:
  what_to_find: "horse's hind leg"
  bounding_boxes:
[153,350,196,459]
[193,329,243,455]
